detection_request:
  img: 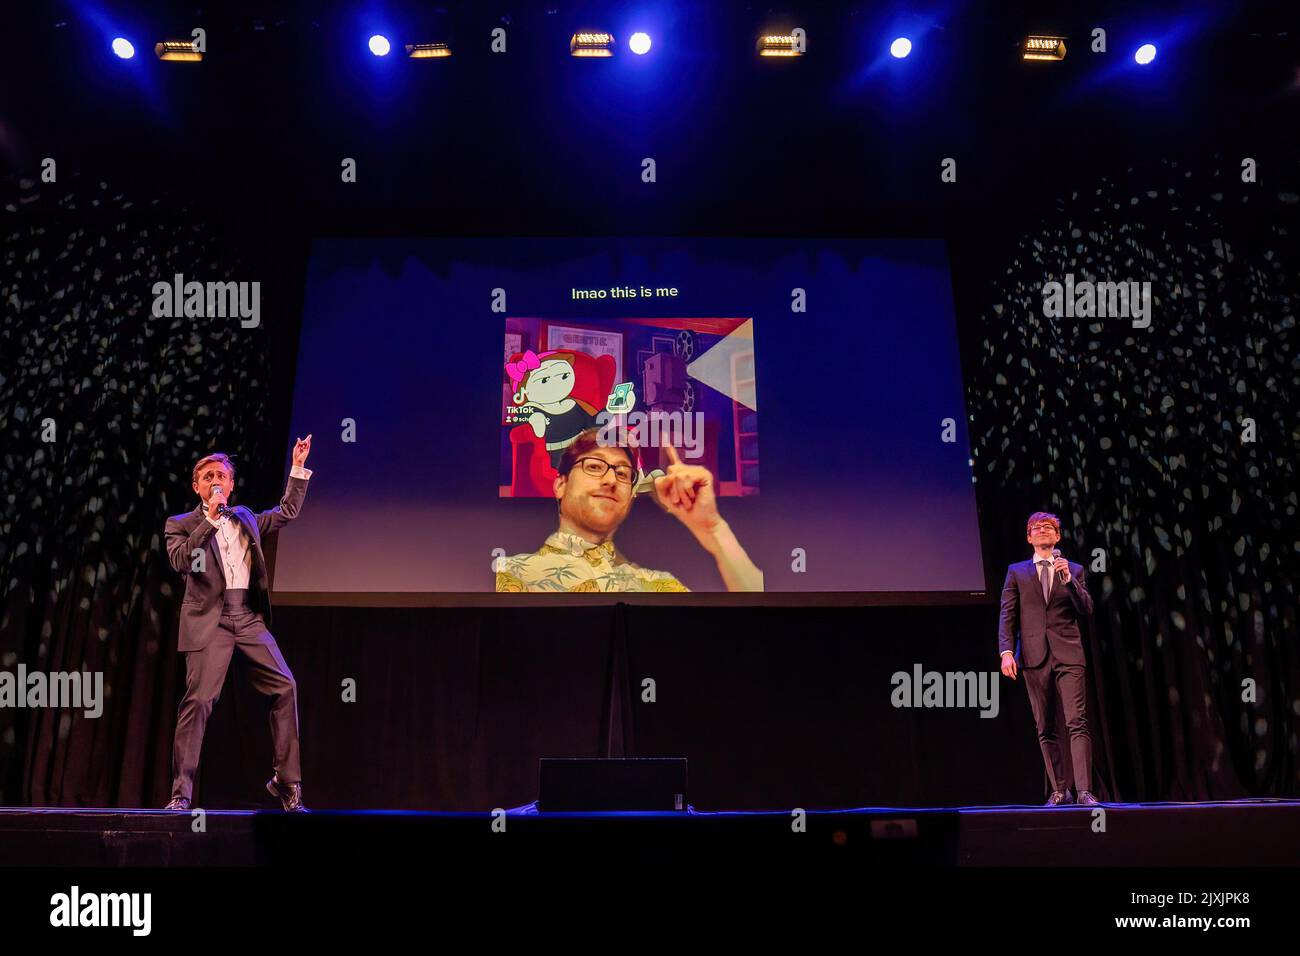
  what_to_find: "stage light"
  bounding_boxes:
[629,32,652,55]
[155,40,202,62]
[1135,43,1157,65]
[369,34,391,57]
[111,37,135,59]
[757,34,802,57]
[1022,36,1066,61]
[406,42,452,59]
[890,37,912,59]
[570,32,615,57]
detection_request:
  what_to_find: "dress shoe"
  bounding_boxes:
[1077,791,1100,806]
[1044,790,1073,806]
[266,774,308,812]
[164,796,191,811]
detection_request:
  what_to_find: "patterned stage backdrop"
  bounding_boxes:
[0,174,275,805]
[965,157,1299,799]
[0,163,1297,805]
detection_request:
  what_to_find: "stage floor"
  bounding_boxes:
[1,799,1295,865]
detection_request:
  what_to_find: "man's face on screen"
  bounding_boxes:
[556,447,635,536]
[193,463,235,504]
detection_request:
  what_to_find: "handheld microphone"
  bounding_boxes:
[1052,548,1064,582]
[210,485,235,519]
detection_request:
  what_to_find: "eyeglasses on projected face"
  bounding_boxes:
[1028,523,1059,533]
[572,457,635,484]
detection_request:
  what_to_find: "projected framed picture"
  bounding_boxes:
[546,324,624,386]
[501,316,754,500]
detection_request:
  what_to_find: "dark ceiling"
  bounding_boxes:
[2,1,1297,234]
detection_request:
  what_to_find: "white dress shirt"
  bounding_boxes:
[204,465,312,587]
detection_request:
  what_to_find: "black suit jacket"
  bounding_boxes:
[997,557,1093,668]
[163,476,308,651]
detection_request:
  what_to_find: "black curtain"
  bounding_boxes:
[196,604,1051,811]
[0,175,303,806]
[955,157,1300,801]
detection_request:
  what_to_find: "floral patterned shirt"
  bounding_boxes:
[494,530,690,592]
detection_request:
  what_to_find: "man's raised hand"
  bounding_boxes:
[652,444,721,534]
[292,434,312,467]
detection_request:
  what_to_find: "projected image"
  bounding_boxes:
[273,237,985,597]
[501,317,758,498]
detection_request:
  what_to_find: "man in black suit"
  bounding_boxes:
[162,436,313,812]
[998,511,1098,806]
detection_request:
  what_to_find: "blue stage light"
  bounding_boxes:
[1134,43,1157,65]
[629,32,652,55]
[890,37,912,59]
[369,35,391,57]
[111,37,135,59]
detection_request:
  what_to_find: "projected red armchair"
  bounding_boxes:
[508,349,618,497]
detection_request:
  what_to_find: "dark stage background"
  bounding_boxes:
[203,605,1087,810]
[1,1,1297,809]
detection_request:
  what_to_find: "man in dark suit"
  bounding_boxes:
[998,511,1098,806]
[162,436,313,812]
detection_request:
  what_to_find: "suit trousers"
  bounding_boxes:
[1022,643,1092,794]
[170,593,301,800]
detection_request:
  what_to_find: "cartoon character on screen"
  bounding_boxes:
[507,349,620,470]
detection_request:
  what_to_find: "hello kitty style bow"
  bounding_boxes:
[506,349,543,387]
